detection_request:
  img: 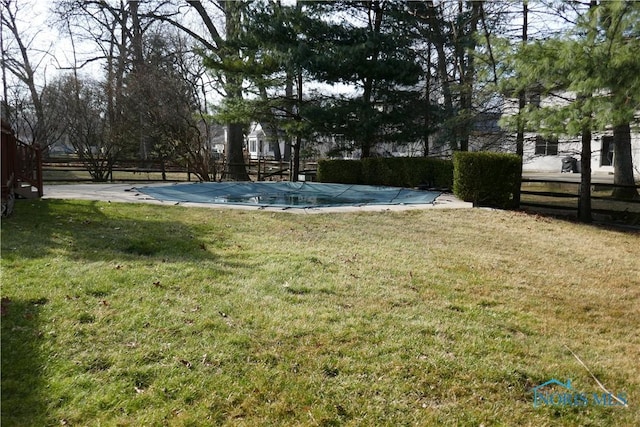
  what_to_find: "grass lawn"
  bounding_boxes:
[1,199,639,426]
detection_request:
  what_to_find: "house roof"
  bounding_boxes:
[247,122,283,141]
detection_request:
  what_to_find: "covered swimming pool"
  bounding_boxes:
[136,182,441,209]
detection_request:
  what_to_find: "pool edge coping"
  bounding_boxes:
[42,183,473,213]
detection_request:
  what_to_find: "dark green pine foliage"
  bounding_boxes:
[199,0,251,181]
[211,0,313,169]
[212,1,426,161]
[302,1,424,158]
[209,2,283,119]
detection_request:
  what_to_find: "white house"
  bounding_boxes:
[491,95,640,177]
[246,122,287,160]
[516,130,640,176]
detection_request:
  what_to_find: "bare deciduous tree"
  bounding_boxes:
[1,0,61,149]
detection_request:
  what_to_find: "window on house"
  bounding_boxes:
[534,136,558,156]
[601,136,614,166]
[249,139,257,153]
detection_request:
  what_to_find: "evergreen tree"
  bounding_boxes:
[214,1,426,166]
[502,0,639,219]
[587,1,640,199]
[301,1,423,158]
[212,0,310,178]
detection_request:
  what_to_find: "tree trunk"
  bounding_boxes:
[457,1,481,152]
[221,1,249,181]
[358,1,384,159]
[111,11,127,153]
[361,140,371,159]
[292,135,301,182]
[612,122,639,200]
[425,2,454,119]
[3,4,45,146]
[259,85,281,161]
[270,124,282,161]
[423,42,431,157]
[578,127,592,222]
[225,122,249,181]
[577,0,598,222]
[291,71,303,181]
[516,0,528,158]
[129,1,150,162]
[284,72,293,163]
[513,0,528,208]
[419,1,455,152]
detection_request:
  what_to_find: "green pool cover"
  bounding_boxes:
[136,182,440,208]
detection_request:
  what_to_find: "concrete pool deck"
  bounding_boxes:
[42,183,473,213]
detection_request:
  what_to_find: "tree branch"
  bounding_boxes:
[186,0,224,50]
[143,12,218,52]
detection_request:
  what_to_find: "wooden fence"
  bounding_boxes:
[42,157,318,183]
[2,120,43,215]
[42,158,195,182]
[520,178,640,220]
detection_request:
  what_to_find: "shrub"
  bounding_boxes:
[361,158,394,186]
[317,160,362,184]
[403,157,453,189]
[318,157,453,189]
[383,158,412,187]
[453,151,522,209]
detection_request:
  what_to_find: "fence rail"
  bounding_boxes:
[2,120,43,203]
[42,157,318,183]
[43,159,194,182]
[519,177,640,219]
[521,178,640,189]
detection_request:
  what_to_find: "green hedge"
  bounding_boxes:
[361,158,394,186]
[453,151,522,209]
[316,160,362,184]
[317,157,453,189]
